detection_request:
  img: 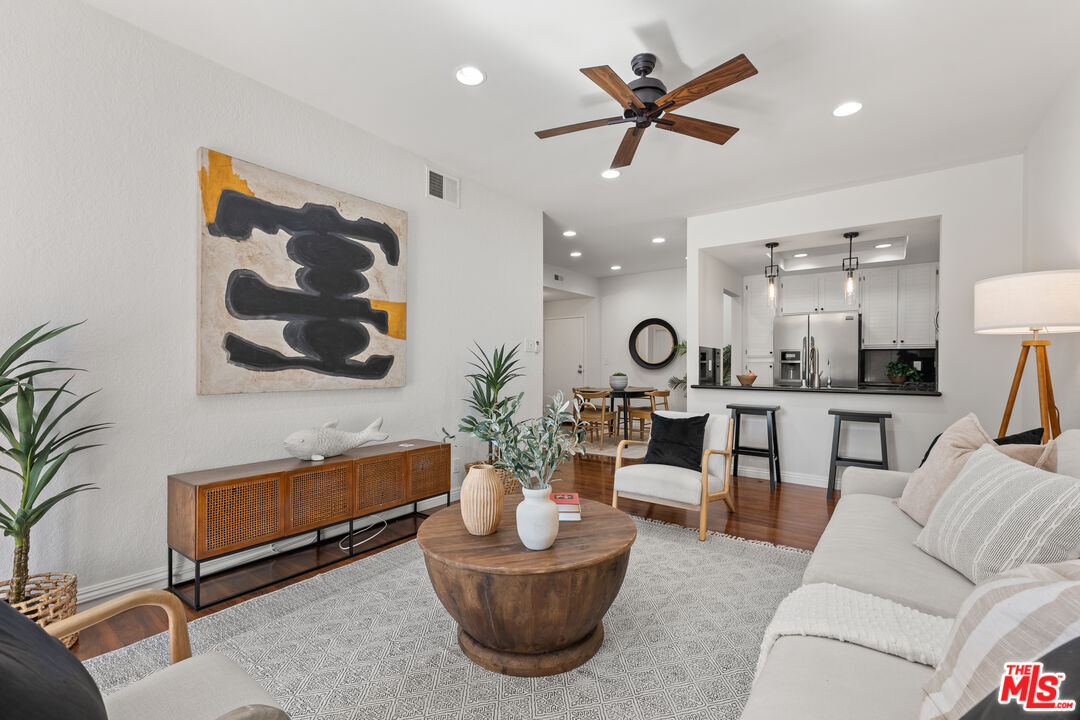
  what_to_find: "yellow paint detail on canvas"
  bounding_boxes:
[199,150,254,224]
[370,300,406,339]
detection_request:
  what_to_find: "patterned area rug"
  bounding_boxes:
[580,434,650,459]
[85,519,809,720]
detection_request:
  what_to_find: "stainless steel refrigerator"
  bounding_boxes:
[773,312,860,388]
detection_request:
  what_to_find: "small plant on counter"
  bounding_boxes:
[477,392,584,490]
[885,360,923,384]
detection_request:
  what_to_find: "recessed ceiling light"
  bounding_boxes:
[455,66,486,86]
[601,169,621,180]
[875,243,892,249]
[562,230,577,237]
[610,265,622,271]
[652,237,666,244]
[570,251,582,257]
[794,252,809,258]
[832,101,862,117]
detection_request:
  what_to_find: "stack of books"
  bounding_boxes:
[552,492,581,521]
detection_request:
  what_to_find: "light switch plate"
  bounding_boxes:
[524,338,541,353]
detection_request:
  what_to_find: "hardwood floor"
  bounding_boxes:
[71,455,837,661]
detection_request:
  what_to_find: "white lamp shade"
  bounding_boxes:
[973,269,1080,334]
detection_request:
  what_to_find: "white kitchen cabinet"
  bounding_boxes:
[898,264,938,347]
[860,263,938,348]
[778,275,818,314]
[817,271,854,312]
[744,359,774,387]
[860,268,900,347]
[743,275,775,357]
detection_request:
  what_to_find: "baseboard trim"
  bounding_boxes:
[737,464,828,489]
[78,488,462,607]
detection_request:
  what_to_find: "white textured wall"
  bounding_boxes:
[0,0,542,598]
[1024,66,1080,432]
[687,156,1025,486]
[598,268,688,411]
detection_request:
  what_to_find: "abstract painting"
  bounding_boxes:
[197,148,407,394]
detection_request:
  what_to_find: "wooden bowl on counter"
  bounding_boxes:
[736,374,758,386]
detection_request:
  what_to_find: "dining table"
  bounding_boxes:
[575,386,655,441]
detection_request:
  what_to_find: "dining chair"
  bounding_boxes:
[575,389,614,449]
[612,410,735,541]
[620,389,670,440]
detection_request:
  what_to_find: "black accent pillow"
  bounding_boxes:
[918,427,1046,467]
[0,600,107,720]
[643,413,709,471]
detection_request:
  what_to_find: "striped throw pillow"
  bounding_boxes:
[920,561,1080,719]
[915,444,1080,583]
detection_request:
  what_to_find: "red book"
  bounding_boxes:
[551,492,580,512]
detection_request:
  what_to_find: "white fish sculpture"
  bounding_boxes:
[284,418,389,461]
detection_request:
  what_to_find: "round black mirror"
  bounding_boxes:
[629,318,678,369]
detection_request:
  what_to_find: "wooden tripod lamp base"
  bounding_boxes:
[998,337,1061,444]
[974,269,1080,445]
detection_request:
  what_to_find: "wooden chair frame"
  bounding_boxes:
[620,390,670,440]
[46,588,192,664]
[611,422,735,541]
[575,390,614,450]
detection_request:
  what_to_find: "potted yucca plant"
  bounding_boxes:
[0,323,109,645]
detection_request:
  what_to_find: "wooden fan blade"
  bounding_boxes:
[611,127,645,168]
[655,54,757,112]
[535,116,623,139]
[655,114,739,145]
[581,65,645,111]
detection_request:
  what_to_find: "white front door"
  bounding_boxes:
[543,316,585,402]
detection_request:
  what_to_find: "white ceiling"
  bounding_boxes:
[83,0,1080,279]
[703,216,940,276]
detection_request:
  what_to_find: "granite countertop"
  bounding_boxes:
[691,383,942,397]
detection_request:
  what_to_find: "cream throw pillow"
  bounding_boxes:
[915,444,1080,583]
[898,413,1054,525]
[920,560,1080,720]
[1056,428,1080,478]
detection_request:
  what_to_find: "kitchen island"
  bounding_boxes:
[692,383,941,397]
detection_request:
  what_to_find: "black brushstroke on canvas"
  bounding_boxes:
[208,190,400,379]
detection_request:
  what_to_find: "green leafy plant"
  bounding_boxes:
[478,392,584,490]
[611,372,626,377]
[885,360,923,383]
[0,323,81,408]
[457,343,524,461]
[721,345,732,385]
[668,340,689,395]
[0,324,109,604]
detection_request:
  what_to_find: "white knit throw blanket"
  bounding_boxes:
[755,583,954,679]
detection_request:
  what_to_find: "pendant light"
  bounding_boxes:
[842,232,859,306]
[765,242,780,311]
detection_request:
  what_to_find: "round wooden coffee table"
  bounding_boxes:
[418,495,636,677]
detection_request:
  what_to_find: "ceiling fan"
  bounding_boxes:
[535,52,758,169]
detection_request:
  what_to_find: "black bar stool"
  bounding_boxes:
[727,404,781,490]
[827,408,892,499]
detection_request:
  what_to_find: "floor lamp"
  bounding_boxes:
[974,269,1080,443]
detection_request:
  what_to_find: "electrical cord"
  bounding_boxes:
[337,514,389,551]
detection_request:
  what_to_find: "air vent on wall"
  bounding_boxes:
[552,273,564,282]
[427,167,460,207]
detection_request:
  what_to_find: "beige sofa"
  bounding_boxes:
[741,468,974,720]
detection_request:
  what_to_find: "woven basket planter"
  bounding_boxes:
[0,572,78,647]
[465,462,519,495]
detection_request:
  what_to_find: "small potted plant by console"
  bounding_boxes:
[885,361,923,385]
[609,372,628,390]
[478,392,584,550]
[0,323,109,646]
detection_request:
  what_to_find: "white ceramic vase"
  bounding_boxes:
[516,484,559,550]
[610,374,628,390]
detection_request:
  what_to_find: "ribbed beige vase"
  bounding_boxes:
[460,464,504,535]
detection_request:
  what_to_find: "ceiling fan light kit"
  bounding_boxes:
[535,52,758,170]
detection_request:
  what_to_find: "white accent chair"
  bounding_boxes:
[611,410,735,541]
[45,589,288,720]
